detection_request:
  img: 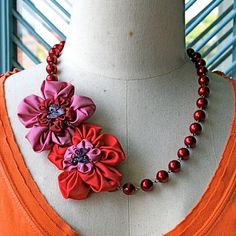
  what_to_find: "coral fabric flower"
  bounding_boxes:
[17,80,96,152]
[48,123,126,200]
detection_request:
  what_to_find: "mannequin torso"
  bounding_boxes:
[3,1,235,235]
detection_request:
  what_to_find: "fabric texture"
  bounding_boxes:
[0,69,236,235]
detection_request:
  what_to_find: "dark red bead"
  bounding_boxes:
[194,110,206,122]
[195,59,206,68]
[196,97,208,109]
[49,48,60,57]
[184,135,196,148]
[53,44,63,52]
[187,48,195,57]
[156,170,169,183]
[122,183,136,195]
[46,55,57,64]
[60,40,65,47]
[140,179,154,192]
[198,76,209,86]
[46,74,58,81]
[177,147,190,160]
[191,52,201,62]
[197,66,208,76]
[189,122,202,135]
[198,86,210,97]
[168,160,181,173]
[46,64,57,74]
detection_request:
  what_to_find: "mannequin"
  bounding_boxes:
[4,1,235,235]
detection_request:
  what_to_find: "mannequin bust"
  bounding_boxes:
[4,0,234,235]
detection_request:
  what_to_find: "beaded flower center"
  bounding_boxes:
[47,104,65,119]
[63,139,102,173]
[71,148,89,165]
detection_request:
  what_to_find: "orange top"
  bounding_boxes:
[0,70,236,236]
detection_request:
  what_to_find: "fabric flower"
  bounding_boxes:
[48,123,126,200]
[17,80,96,152]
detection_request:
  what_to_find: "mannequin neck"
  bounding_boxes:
[62,0,186,80]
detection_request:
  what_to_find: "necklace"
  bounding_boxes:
[17,41,210,200]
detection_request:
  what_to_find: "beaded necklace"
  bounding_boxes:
[17,41,210,200]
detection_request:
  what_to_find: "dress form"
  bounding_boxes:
[4,0,235,235]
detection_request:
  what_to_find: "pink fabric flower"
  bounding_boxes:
[17,80,96,152]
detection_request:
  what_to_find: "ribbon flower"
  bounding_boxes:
[48,123,126,200]
[17,80,96,152]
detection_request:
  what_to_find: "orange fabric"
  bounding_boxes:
[0,69,235,236]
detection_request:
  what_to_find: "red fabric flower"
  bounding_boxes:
[48,123,126,200]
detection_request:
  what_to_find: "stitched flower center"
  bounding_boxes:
[47,104,65,119]
[71,148,89,165]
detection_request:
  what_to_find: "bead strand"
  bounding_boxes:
[120,48,210,195]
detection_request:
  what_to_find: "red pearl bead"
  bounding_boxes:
[195,59,206,68]
[46,55,57,64]
[189,122,202,135]
[49,48,60,57]
[196,97,208,109]
[187,48,195,57]
[60,40,65,47]
[194,110,206,122]
[198,76,209,86]
[177,147,190,160]
[156,170,169,183]
[198,86,210,97]
[140,179,154,192]
[46,64,57,74]
[122,183,136,195]
[191,52,201,62]
[184,135,196,148]
[168,160,181,173]
[46,74,58,81]
[53,44,63,52]
[197,66,208,76]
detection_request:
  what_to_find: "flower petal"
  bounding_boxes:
[95,133,126,166]
[51,127,74,146]
[70,95,96,126]
[48,144,68,170]
[26,126,52,152]
[58,171,91,200]
[72,123,102,145]
[41,80,75,100]
[17,95,43,128]
[79,162,122,192]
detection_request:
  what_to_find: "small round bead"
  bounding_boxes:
[177,147,190,160]
[49,48,60,57]
[187,48,195,57]
[168,160,181,173]
[196,97,208,109]
[184,135,196,148]
[195,59,206,68]
[197,66,208,76]
[46,64,57,74]
[191,52,201,62]
[46,74,58,81]
[198,86,210,97]
[60,40,65,47]
[53,44,63,52]
[46,55,57,64]
[198,76,209,86]
[194,110,206,122]
[156,170,169,183]
[140,179,154,192]
[122,183,136,195]
[189,122,202,135]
